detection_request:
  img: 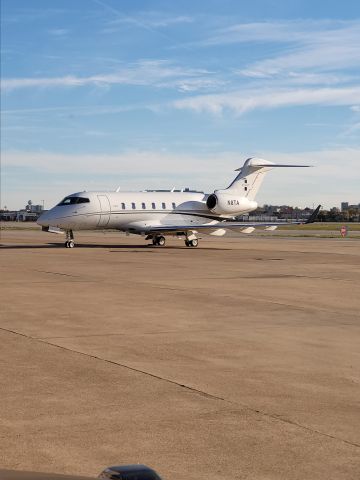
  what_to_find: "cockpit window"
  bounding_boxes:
[58,197,90,206]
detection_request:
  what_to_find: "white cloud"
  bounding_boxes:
[2,104,145,116]
[204,20,358,45]
[95,0,194,40]
[2,8,66,24]
[107,13,194,29]
[255,148,360,208]
[173,86,360,115]
[238,70,352,86]
[245,42,360,77]
[203,20,360,78]
[3,147,360,210]
[1,60,218,93]
[341,122,360,137]
[2,150,216,177]
[48,28,68,36]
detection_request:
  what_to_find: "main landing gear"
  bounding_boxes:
[152,235,166,247]
[65,230,75,248]
[185,238,198,248]
[148,234,199,248]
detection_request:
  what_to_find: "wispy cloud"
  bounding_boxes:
[2,104,147,117]
[2,150,218,180]
[343,122,360,136]
[2,7,66,24]
[93,0,176,44]
[170,20,360,116]
[1,60,219,93]
[173,86,360,115]
[47,28,68,36]
[107,12,194,29]
[202,20,355,45]
[203,20,360,76]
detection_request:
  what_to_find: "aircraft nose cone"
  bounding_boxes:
[37,211,51,226]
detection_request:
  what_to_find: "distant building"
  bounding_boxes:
[29,204,43,213]
[341,202,360,213]
[0,201,45,222]
[0,210,17,221]
[236,204,316,222]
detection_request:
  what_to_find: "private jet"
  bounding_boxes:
[37,157,320,248]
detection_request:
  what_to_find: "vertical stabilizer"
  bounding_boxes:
[226,158,274,200]
[226,158,311,200]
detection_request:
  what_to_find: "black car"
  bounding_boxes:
[0,465,162,480]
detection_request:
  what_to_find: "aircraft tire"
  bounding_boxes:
[158,236,166,247]
[68,240,75,248]
[190,239,198,247]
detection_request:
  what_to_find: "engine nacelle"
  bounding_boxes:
[206,190,257,216]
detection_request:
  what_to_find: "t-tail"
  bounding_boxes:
[226,158,311,200]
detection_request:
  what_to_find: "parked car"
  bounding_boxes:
[0,465,162,480]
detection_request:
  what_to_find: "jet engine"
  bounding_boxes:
[206,190,257,216]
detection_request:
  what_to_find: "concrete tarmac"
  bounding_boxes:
[0,230,359,479]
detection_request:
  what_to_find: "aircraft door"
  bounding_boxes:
[97,195,111,227]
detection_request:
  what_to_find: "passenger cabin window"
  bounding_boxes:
[142,202,146,209]
[121,203,126,209]
[132,202,136,210]
[58,197,90,206]
[172,202,176,209]
[162,202,166,209]
[152,202,156,209]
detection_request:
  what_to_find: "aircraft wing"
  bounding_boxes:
[149,205,321,235]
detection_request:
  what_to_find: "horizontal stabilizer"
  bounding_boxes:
[235,164,311,171]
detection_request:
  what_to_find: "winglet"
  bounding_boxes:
[305,205,321,224]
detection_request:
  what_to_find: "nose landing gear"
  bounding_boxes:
[65,230,75,248]
[65,240,75,248]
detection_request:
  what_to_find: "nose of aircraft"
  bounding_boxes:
[37,210,52,227]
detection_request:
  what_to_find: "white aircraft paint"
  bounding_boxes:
[37,157,319,248]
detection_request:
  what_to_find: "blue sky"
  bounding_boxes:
[1,0,360,209]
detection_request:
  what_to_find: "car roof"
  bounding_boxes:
[107,465,152,473]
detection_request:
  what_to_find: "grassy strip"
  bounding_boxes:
[278,223,360,231]
[0,225,41,231]
[258,234,359,239]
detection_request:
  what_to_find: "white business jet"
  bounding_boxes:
[37,157,320,248]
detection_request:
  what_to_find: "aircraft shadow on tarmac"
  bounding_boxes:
[0,243,228,251]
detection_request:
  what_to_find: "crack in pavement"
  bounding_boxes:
[196,274,355,282]
[146,284,359,318]
[33,270,82,278]
[1,325,359,450]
